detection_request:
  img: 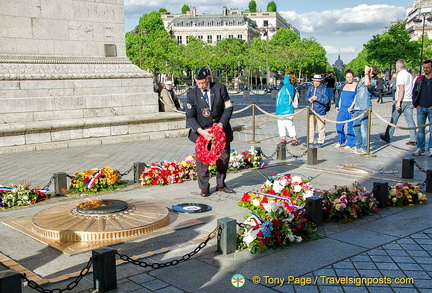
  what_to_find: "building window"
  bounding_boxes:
[186,36,190,44]
[207,35,212,43]
[228,35,233,38]
[217,35,222,41]
[216,21,222,26]
[238,35,242,39]
[198,35,203,40]
[263,20,269,27]
[177,36,182,44]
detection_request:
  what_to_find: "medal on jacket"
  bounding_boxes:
[202,108,211,117]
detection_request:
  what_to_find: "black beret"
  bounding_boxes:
[194,67,210,80]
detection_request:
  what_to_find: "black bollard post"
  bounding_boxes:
[134,162,146,183]
[217,218,237,255]
[426,170,432,193]
[307,147,317,165]
[54,172,67,196]
[402,158,414,179]
[0,269,22,293]
[92,247,117,293]
[276,144,286,161]
[305,197,323,227]
[373,181,388,208]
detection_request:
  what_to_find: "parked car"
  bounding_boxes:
[295,82,313,100]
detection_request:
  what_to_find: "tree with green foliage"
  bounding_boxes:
[346,50,369,77]
[159,8,168,14]
[125,11,179,79]
[248,0,257,13]
[364,21,419,73]
[214,38,247,84]
[267,1,277,12]
[181,37,217,81]
[181,5,190,14]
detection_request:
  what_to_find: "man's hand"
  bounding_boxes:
[308,96,317,103]
[197,128,213,140]
[396,101,402,111]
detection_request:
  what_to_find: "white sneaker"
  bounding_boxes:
[351,147,357,153]
[344,145,353,150]
[413,148,425,156]
[335,143,345,148]
[355,148,366,155]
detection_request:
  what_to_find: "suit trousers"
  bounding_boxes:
[196,142,230,189]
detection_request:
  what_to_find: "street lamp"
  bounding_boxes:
[413,12,432,73]
[133,28,148,69]
[259,23,276,90]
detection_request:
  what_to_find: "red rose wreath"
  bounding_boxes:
[195,123,226,165]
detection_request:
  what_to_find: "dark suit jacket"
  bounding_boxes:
[186,82,234,143]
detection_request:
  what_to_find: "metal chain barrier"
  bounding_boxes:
[22,257,93,293]
[42,175,55,190]
[412,159,428,189]
[259,145,278,159]
[119,165,135,177]
[286,147,308,159]
[116,226,220,269]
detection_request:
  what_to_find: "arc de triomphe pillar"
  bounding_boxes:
[0,0,185,152]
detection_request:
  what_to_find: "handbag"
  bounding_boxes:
[292,90,299,109]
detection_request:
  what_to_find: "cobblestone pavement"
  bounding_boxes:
[0,92,431,292]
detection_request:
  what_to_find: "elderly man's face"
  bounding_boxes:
[195,76,210,90]
[165,84,172,90]
[313,80,321,87]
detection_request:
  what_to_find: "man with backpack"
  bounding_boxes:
[306,74,329,148]
[412,60,432,156]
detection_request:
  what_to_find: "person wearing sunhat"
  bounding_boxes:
[306,74,329,147]
[160,80,183,112]
[185,67,234,197]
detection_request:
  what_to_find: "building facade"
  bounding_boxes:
[406,0,432,40]
[161,7,299,45]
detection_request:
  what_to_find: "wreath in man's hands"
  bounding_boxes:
[195,123,226,165]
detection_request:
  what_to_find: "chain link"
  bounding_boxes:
[22,257,93,293]
[120,165,135,177]
[286,147,308,159]
[116,226,220,269]
[42,175,55,190]
[260,146,278,159]
[413,159,427,173]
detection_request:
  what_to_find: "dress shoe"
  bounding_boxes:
[406,141,417,146]
[379,134,390,143]
[216,186,235,193]
[200,188,210,197]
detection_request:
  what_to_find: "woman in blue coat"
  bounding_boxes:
[275,75,299,145]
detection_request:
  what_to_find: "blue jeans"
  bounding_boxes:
[383,102,416,142]
[416,108,432,152]
[353,109,369,150]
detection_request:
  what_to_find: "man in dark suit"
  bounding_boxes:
[186,67,234,197]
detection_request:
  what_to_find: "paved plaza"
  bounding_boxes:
[1,93,432,292]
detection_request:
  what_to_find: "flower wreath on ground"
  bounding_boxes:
[69,166,125,194]
[237,173,319,253]
[195,123,226,165]
[388,182,428,207]
[321,183,378,223]
[140,146,264,186]
[0,183,49,209]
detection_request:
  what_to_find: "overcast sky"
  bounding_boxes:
[124,0,415,65]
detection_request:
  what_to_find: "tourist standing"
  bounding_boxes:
[375,74,385,104]
[413,60,432,156]
[335,69,357,149]
[325,72,336,103]
[160,80,183,112]
[380,59,416,145]
[275,75,299,146]
[185,67,234,197]
[306,74,329,148]
[349,65,379,155]
[389,73,397,102]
